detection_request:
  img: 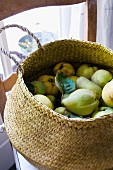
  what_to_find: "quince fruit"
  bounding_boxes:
[54,107,82,119]
[34,94,54,109]
[61,89,99,116]
[38,75,59,96]
[46,95,56,109]
[46,95,56,103]
[102,80,113,107]
[76,64,98,79]
[92,106,113,118]
[53,62,75,77]
[91,69,113,88]
[54,106,71,115]
[76,76,102,99]
[30,81,46,94]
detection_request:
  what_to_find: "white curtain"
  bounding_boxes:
[59,3,85,40]
[69,3,85,40]
[97,0,113,50]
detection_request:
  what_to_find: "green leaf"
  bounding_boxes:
[55,72,76,94]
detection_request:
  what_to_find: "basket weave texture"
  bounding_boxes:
[4,40,113,170]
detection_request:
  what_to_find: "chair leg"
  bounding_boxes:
[0,78,7,119]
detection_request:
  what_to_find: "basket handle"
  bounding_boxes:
[0,47,24,72]
[0,24,42,48]
[0,24,43,72]
[9,51,26,60]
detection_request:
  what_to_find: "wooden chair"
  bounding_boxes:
[0,0,97,117]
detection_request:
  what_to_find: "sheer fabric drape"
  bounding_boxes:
[97,0,113,50]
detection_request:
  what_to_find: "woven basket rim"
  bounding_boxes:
[19,38,113,70]
[43,39,113,54]
[21,39,113,65]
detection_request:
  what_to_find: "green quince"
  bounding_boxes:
[27,81,46,95]
[91,69,113,88]
[92,106,113,118]
[76,76,102,99]
[34,94,54,109]
[76,64,98,79]
[102,80,113,107]
[61,89,99,116]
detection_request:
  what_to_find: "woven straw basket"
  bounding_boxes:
[1,25,113,170]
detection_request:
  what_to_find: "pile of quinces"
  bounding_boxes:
[26,62,113,119]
